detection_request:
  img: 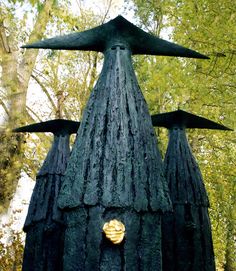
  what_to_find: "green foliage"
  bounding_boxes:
[0,220,24,271]
[0,132,24,213]
[29,2,106,121]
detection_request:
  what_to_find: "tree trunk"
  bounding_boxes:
[0,0,54,212]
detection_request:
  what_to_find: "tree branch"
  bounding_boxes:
[0,97,9,116]
[26,105,43,122]
[31,74,57,113]
[0,21,11,53]
[100,0,113,24]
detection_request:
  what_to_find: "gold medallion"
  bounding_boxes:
[103,219,125,244]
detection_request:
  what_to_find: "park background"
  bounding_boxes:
[0,0,235,270]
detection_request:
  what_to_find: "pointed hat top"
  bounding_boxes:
[22,15,208,59]
[151,109,232,130]
[13,119,80,135]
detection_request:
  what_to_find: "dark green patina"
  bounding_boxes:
[22,16,209,271]
[14,119,80,271]
[151,110,231,271]
[22,15,208,59]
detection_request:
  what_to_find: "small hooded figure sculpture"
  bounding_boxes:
[14,119,80,271]
[152,109,231,271]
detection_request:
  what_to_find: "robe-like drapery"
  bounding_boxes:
[58,45,171,271]
[22,134,70,271]
[162,128,215,271]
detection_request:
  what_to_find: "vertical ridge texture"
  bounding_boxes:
[58,45,171,270]
[58,46,171,212]
[22,134,70,271]
[162,128,215,271]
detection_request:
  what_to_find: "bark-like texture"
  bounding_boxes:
[58,47,171,212]
[63,207,162,271]
[58,45,171,270]
[162,128,215,271]
[22,134,70,271]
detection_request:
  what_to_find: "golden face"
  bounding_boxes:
[103,219,125,245]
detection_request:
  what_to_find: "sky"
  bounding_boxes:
[71,0,134,20]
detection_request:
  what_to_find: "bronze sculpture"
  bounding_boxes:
[14,119,80,271]
[151,109,231,271]
[22,16,209,270]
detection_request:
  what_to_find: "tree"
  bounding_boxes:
[0,217,24,270]
[0,0,55,213]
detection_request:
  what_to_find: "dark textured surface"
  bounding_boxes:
[151,109,232,130]
[58,46,171,213]
[13,119,80,135]
[20,130,72,271]
[20,15,211,270]
[23,223,65,271]
[22,16,208,59]
[24,135,70,228]
[162,128,215,271]
[22,134,70,271]
[63,207,162,271]
[56,42,172,270]
[164,129,209,206]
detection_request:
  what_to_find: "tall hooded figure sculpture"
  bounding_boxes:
[23,16,208,270]
[151,109,232,271]
[14,119,80,271]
